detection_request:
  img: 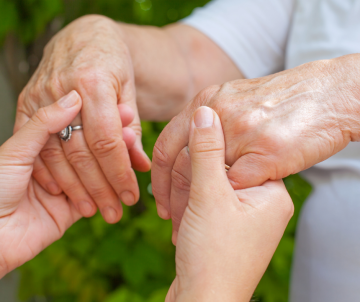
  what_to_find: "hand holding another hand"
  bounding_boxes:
[0,91,86,277]
[166,107,293,302]
[152,54,360,236]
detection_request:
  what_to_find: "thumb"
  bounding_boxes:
[1,91,82,165]
[188,106,227,193]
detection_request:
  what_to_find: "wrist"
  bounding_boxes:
[116,22,193,121]
[328,54,360,141]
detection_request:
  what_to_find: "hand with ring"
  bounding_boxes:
[15,16,151,223]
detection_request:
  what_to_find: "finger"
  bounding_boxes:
[79,82,140,206]
[170,147,192,245]
[41,134,97,218]
[152,114,190,219]
[63,129,124,223]
[1,91,81,165]
[118,103,134,127]
[32,156,62,195]
[120,80,151,172]
[227,153,273,190]
[122,127,136,150]
[129,138,152,172]
[188,106,228,193]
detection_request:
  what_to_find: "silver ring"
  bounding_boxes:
[58,125,83,142]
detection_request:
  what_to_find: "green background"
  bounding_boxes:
[0,0,311,301]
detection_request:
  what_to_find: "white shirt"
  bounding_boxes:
[183,1,360,301]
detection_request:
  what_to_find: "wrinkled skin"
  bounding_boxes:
[166,107,293,301]
[15,15,151,224]
[151,54,360,237]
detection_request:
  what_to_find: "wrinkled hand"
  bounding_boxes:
[165,107,293,302]
[0,92,85,278]
[152,54,360,236]
[16,15,151,224]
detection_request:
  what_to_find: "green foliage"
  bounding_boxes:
[0,1,312,301]
[0,0,63,44]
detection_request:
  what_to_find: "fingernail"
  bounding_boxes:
[101,206,118,223]
[194,106,214,128]
[47,182,61,195]
[120,191,135,205]
[157,203,170,219]
[58,91,79,108]
[78,201,94,217]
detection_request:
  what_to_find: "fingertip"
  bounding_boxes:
[101,205,123,224]
[46,182,62,195]
[118,103,135,127]
[156,202,171,220]
[122,127,136,149]
[129,145,152,172]
[120,190,137,206]
[172,231,178,246]
[57,90,82,109]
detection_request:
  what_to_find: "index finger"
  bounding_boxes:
[152,113,190,219]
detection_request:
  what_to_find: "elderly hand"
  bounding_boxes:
[0,91,86,278]
[16,15,151,224]
[152,54,360,234]
[165,107,293,302]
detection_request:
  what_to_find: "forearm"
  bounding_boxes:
[119,22,243,121]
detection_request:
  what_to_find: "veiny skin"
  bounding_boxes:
[151,54,360,238]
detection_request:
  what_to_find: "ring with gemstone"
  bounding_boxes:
[58,125,83,142]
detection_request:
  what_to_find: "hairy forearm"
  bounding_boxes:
[118,22,243,121]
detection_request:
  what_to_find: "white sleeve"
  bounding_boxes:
[182,0,295,79]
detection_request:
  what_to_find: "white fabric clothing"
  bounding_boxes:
[182,1,360,301]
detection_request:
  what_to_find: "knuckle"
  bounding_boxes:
[67,150,96,171]
[194,85,220,106]
[28,83,43,101]
[89,185,111,201]
[44,76,64,98]
[40,147,64,164]
[77,70,108,92]
[152,143,171,169]
[32,163,49,178]
[113,170,131,187]
[280,193,295,220]
[171,169,191,192]
[192,138,223,155]
[32,107,50,126]
[90,137,123,158]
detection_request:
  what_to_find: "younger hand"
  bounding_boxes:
[0,91,83,278]
[166,107,293,302]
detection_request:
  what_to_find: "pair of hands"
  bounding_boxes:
[0,97,293,302]
[17,15,360,236]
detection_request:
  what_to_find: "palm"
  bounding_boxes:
[0,177,80,276]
